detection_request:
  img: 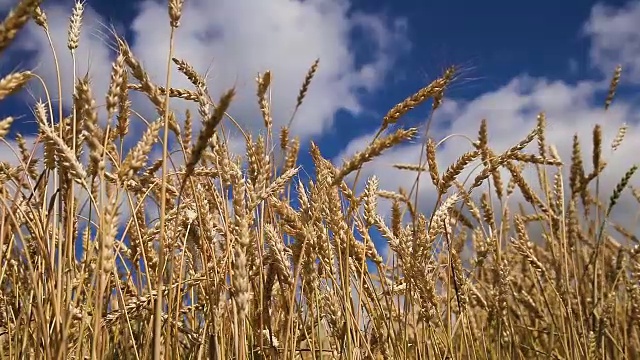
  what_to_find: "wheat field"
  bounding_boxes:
[0,0,639,359]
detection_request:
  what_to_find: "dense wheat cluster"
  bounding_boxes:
[0,0,639,359]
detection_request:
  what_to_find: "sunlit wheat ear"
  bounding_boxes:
[39,122,87,188]
[326,180,351,248]
[453,180,481,222]
[296,59,319,110]
[74,76,104,176]
[101,186,119,275]
[32,5,47,29]
[604,65,622,111]
[183,88,235,186]
[469,125,539,193]
[117,37,166,114]
[0,0,42,54]
[424,138,440,187]
[263,224,293,287]
[333,127,418,186]
[432,66,457,111]
[504,123,541,157]
[536,113,547,157]
[1,72,33,107]
[32,101,55,171]
[505,160,551,216]
[256,71,272,129]
[246,135,267,195]
[439,149,480,193]
[116,82,131,140]
[480,192,496,233]
[362,176,379,227]
[427,192,460,241]
[251,166,299,210]
[172,57,206,89]
[511,216,547,276]
[282,136,299,173]
[127,84,200,104]
[106,53,126,120]
[591,124,603,175]
[393,163,426,172]
[611,124,627,152]
[568,134,584,198]
[381,66,456,131]
[14,132,38,178]
[508,153,561,166]
[279,126,289,150]
[67,1,84,52]
[0,117,13,138]
[172,57,210,119]
[606,165,638,217]
[286,58,319,129]
[449,240,469,312]
[168,0,185,28]
[476,119,504,200]
[230,166,250,328]
[390,198,401,237]
[118,119,163,183]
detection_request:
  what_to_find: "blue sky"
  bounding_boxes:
[322,0,637,158]
[1,0,640,257]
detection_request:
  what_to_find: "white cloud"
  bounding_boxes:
[337,2,640,254]
[12,0,408,143]
[0,0,409,239]
[336,74,640,258]
[584,0,640,81]
[130,0,408,138]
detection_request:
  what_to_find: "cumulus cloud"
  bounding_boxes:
[11,0,408,142]
[336,1,640,244]
[584,0,640,81]
[1,0,408,236]
[336,75,640,258]
[131,0,408,138]
[340,79,640,240]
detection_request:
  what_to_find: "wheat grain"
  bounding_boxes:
[67,1,83,51]
[0,117,13,138]
[382,67,455,130]
[604,65,622,111]
[333,127,418,185]
[0,71,32,101]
